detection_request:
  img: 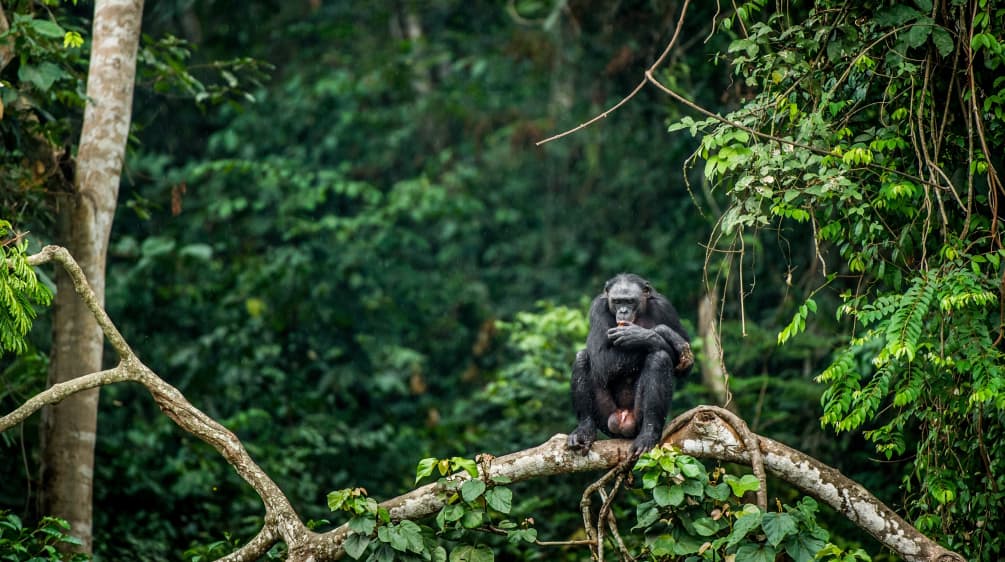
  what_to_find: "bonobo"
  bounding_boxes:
[567,273,693,458]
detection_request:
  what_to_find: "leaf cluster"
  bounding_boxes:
[632,446,847,562]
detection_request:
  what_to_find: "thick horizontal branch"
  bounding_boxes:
[12,246,962,562]
[663,407,963,562]
[318,407,961,562]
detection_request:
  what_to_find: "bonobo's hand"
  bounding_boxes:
[607,323,657,349]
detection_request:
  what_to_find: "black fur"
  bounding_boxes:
[567,274,692,458]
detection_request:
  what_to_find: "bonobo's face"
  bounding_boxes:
[605,278,650,325]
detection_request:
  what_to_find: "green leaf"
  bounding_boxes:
[705,482,731,501]
[348,516,375,536]
[460,510,483,529]
[735,543,776,562]
[397,520,424,553]
[442,504,464,522]
[875,5,923,26]
[931,26,954,57]
[679,458,704,479]
[904,20,933,49]
[506,528,538,544]
[761,512,798,546]
[635,501,659,529]
[783,530,828,562]
[681,478,704,497]
[18,62,66,92]
[726,505,762,547]
[724,474,762,497]
[344,534,370,559]
[691,516,721,537]
[451,458,479,479]
[485,487,512,514]
[450,545,494,562]
[461,479,486,503]
[415,458,437,484]
[30,19,65,38]
[654,485,685,507]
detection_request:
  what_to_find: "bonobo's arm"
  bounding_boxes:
[607,324,693,373]
[653,325,694,373]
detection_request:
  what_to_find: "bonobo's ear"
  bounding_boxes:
[643,283,652,297]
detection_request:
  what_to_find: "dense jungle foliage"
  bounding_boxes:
[2,0,1003,560]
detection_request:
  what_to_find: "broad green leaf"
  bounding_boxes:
[931,26,954,57]
[635,501,659,529]
[705,483,731,501]
[726,507,762,548]
[735,543,776,562]
[451,458,479,479]
[485,487,512,514]
[450,545,494,562]
[30,19,65,38]
[397,520,423,553]
[724,474,761,497]
[654,485,685,507]
[460,510,483,529]
[18,62,66,92]
[344,534,370,559]
[691,516,721,537]
[415,458,437,483]
[783,530,828,562]
[679,458,704,479]
[762,512,798,546]
[460,479,486,503]
[348,516,375,536]
[442,504,464,522]
[681,479,704,496]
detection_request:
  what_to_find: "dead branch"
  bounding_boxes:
[5,246,963,562]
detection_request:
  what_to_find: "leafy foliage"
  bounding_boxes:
[632,446,846,561]
[326,456,535,562]
[678,1,1005,558]
[0,221,51,356]
[0,510,89,561]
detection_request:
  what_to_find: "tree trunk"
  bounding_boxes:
[39,0,143,552]
[698,291,735,411]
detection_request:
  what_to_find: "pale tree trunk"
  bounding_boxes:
[698,291,735,411]
[39,0,143,553]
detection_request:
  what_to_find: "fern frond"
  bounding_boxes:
[885,273,935,362]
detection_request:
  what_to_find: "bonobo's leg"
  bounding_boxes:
[568,350,602,453]
[630,349,674,458]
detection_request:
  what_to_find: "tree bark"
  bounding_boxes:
[39,0,143,553]
[698,291,734,410]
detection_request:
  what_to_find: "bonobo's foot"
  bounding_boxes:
[629,430,660,459]
[567,421,597,455]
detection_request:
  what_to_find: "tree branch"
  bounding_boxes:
[535,0,692,145]
[7,246,963,562]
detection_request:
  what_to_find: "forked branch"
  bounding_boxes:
[4,246,962,562]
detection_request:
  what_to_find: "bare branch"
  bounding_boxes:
[17,246,311,562]
[0,366,130,431]
[10,246,962,562]
[535,0,692,145]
